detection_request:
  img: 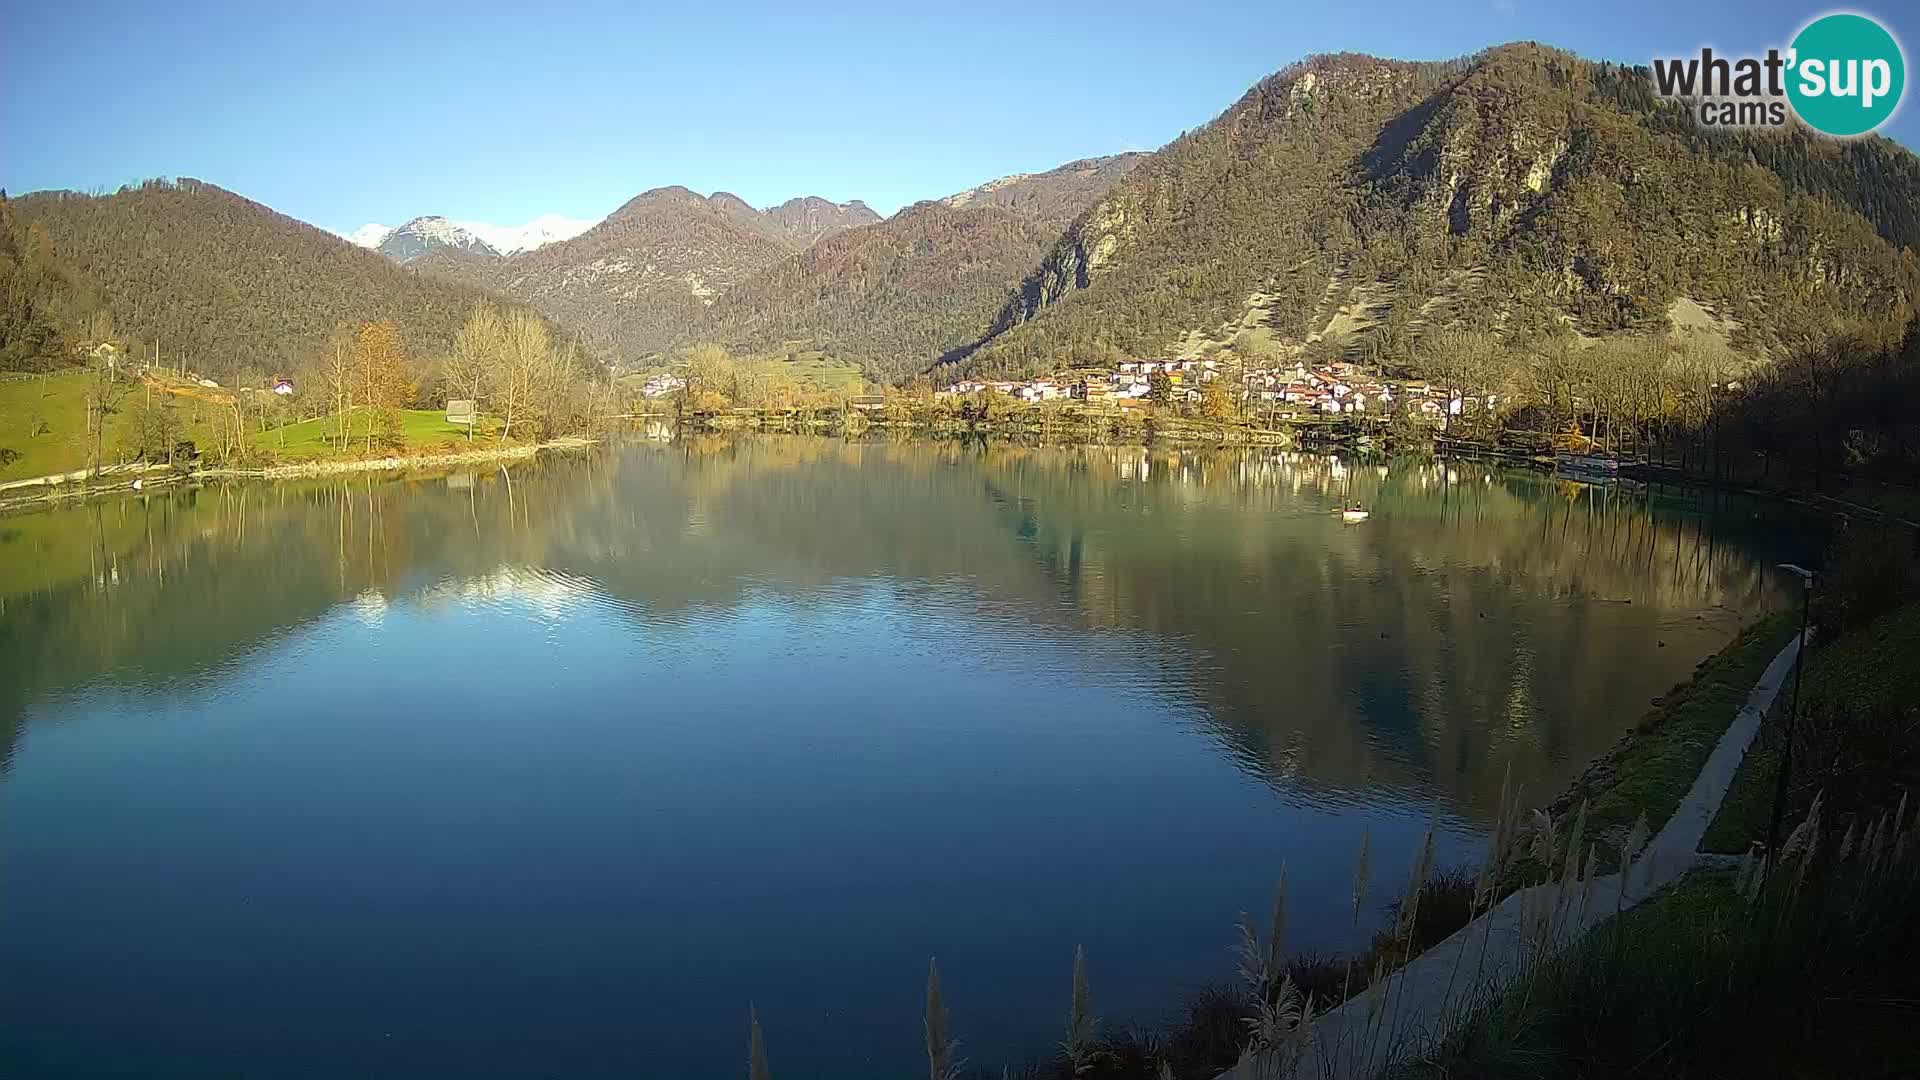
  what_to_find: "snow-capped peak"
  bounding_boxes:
[453,214,597,255]
[373,217,499,262]
[340,223,393,248]
[333,213,599,260]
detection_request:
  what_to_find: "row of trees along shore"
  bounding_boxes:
[660,310,1919,507]
[1401,315,1920,493]
[294,303,617,453]
[4,303,618,478]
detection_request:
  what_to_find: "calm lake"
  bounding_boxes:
[0,438,1820,1078]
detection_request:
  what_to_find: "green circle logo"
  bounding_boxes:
[1787,13,1905,136]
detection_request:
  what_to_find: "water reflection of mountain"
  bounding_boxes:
[0,439,1815,820]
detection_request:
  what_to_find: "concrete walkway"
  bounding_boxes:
[1224,631,1804,1080]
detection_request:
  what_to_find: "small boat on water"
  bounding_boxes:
[1335,465,1369,523]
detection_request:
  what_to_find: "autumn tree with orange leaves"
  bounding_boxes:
[351,320,412,452]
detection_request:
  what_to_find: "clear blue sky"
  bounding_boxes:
[4,0,1916,230]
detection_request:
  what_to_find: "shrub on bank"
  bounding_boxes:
[1811,522,1919,642]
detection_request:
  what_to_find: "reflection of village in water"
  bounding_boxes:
[4,437,1815,826]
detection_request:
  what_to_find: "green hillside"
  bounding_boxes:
[958,45,1920,378]
[688,202,1056,382]
[10,180,564,382]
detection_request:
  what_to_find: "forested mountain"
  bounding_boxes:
[671,157,1148,380]
[8,179,559,379]
[958,45,1920,377]
[0,194,97,372]
[687,202,1056,380]
[729,195,880,248]
[938,154,1146,230]
[413,187,876,363]
[14,45,1917,390]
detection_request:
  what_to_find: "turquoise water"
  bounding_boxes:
[0,439,1817,1077]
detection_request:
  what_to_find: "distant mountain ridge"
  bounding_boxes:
[662,157,1149,379]
[412,186,860,361]
[346,195,874,270]
[708,193,881,249]
[22,42,1917,392]
[938,154,1146,229]
[305,168,1147,374]
[686,201,1059,380]
[338,213,597,262]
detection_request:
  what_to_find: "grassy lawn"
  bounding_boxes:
[1704,600,1920,853]
[759,349,868,392]
[3,371,250,482]
[0,372,104,482]
[252,408,504,461]
[1546,612,1798,864]
[2,374,504,477]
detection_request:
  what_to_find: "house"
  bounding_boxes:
[936,379,987,399]
[271,376,295,396]
[1073,380,1112,402]
[1014,380,1067,402]
[640,374,685,398]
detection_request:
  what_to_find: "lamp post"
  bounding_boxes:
[1766,563,1815,864]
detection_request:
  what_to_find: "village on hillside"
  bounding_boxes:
[936,359,1497,422]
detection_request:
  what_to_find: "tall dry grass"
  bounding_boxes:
[1403,787,1920,1079]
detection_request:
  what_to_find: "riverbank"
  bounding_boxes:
[200,436,595,479]
[671,405,1297,446]
[0,436,596,513]
[1541,613,1798,868]
[961,613,1809,1080]
[1398,601,1920,1080]
[1236,628,1806,1080]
